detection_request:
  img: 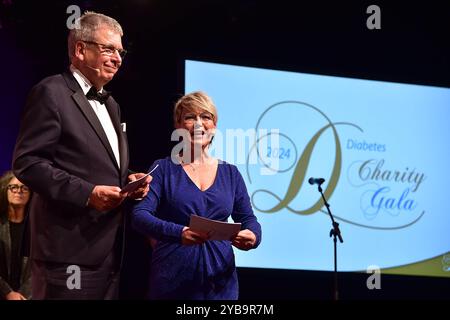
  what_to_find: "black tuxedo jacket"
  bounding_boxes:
[13,70,129,265]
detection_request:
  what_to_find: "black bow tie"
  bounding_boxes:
[86,87,111,104]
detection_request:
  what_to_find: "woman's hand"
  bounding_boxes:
[181,227,210,245]
[232,229,257,251]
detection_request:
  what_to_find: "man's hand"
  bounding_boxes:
[232,229,257,251]
[87,185,126,212]
[126,173,152,199]
[6,291,26,300]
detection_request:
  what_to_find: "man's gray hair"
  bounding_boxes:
[67,11,123,60]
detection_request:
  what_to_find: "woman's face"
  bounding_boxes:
[7,177,30,208]
[177,108,216,148]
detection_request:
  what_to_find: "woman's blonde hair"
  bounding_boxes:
[173,91,218,127]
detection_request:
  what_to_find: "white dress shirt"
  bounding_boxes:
[70,65,121,168]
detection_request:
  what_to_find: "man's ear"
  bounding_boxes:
[74,41,85,61]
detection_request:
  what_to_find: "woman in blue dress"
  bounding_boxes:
[131,91,261,300]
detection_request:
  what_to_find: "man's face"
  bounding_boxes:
[76,26,124,88]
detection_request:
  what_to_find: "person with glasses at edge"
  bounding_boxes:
[12,11,150,299]
[131,92,262,299]
[0,171,32,300]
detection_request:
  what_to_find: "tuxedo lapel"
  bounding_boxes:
[63,71,120,172]
[105,99,129,180]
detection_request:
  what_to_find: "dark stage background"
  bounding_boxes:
[1,0,449,300]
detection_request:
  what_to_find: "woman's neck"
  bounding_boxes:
[181,146,212,164]
[8,205,25,223]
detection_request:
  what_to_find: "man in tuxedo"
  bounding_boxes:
[12,11,150,299]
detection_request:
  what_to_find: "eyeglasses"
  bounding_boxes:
[7,184,30,193]
[82,40,127,59]
[182,112,214,124]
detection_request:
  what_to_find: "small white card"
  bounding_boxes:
[120,164,159,194]
[189,215,241,241]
